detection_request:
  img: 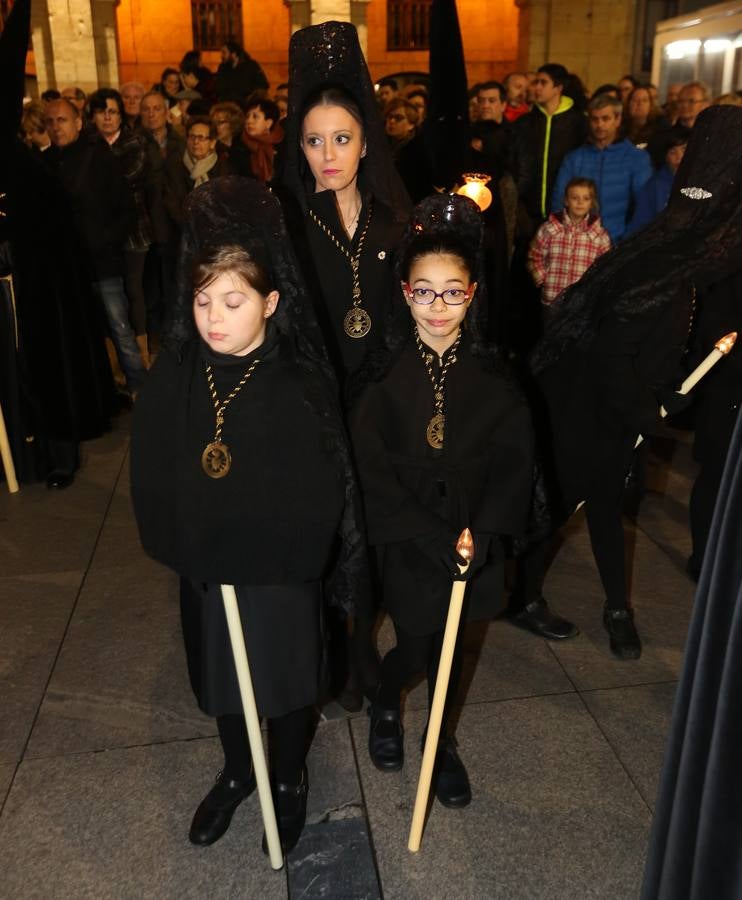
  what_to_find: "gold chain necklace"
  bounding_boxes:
[201,359,260,478]
[308,198,373,339]
[414,327,462,449]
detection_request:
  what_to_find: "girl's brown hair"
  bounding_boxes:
[193,244,273,298]
[564,177,599,212]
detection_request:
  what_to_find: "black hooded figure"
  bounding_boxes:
[275,21,411,384]
[0,0,115,488]
[130,177,365,855]
[350,193,533,806]
[511,105,742,659]
[641,409,742,900]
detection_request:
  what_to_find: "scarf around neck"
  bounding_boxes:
[183,149,218,186]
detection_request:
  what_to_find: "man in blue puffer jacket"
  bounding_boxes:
[552,93,652,243]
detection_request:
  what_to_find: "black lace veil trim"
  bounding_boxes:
[278,21,411,224]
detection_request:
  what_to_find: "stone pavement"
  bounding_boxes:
[0,415,697,899]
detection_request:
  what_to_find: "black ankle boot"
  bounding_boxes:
[368,699,404,772]
[262,766,308,856]
[189,769,257,846]
[603,607,642,660]
[423,735,471,808]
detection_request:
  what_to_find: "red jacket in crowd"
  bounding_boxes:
[527,210,611,304]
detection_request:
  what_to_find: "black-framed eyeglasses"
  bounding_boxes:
[404,284,473,306]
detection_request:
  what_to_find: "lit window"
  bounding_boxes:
[191,0,243,52]
[387,0,433,52]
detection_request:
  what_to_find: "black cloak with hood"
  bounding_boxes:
[0,0,115,483]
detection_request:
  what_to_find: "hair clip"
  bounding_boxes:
[680,187,712,200]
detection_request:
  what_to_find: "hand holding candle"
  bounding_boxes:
[634,331,737,449]
[408,528,474,853]
[659,331,737,417]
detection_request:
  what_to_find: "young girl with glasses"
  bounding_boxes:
[349,193,533,809]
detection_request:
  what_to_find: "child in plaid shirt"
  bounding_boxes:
[528,177,611,306]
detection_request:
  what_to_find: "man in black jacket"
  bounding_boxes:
[507,63,587,353]
[215,40,268,105]
[44,99,145,395]
[512,63,587,235]
[139,90,186,342]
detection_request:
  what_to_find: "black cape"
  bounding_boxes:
[131,330,346,587]
[640,409,742,900]
[350,332,533,633]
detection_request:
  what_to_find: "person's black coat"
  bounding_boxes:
[350,333,533,632]
[641,407,742,900]
[512,104,587,231]
[536,288,693,516]
[0,138,115,481]
[130,331,346,586]
[278,187,406,383]
[140,125,185,245]
[690,269,742,465]
[44,133,135,280]
[390,132,436,204]
[215,54,268,105]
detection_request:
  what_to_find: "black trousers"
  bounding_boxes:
[216,706,313,785]
[513,492,628,611]
[377,621,465,737]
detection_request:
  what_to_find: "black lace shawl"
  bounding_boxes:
[278,21,410,224]
[531,105,742,377]
[160,177,367,613]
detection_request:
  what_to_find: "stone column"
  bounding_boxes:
[31,0,120,93]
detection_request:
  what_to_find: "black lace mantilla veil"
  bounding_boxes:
[163,176,329,363]
[531,105,742,376]
[162,177,365,614]
[278,20,410,223]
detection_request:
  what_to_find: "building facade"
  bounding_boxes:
[20,0,713,98]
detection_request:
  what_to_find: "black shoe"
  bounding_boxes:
[368,701,404,772]
[262,766,308,857]
[432,738,471,808]
[189,769,257,846]
[510,597,579,640]
[46,471,75,490]
[603,607,642,660]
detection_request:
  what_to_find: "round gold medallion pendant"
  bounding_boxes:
[426,414,445,449]
[344,306,372,339]
[201,441,231,478]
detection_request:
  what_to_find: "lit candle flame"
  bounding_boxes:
[456,528,475,562]
[715,332,737,355]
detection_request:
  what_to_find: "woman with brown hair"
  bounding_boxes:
[625,85,665,148]
[209,100,251,176]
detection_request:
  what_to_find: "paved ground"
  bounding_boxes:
[0,415,697,899]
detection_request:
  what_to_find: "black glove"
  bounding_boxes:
[656,385,693,417]
[414,531,468,579]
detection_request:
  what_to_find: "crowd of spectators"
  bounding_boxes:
[21,41,742,420]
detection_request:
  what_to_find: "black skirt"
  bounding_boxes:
[180,578,322,719]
